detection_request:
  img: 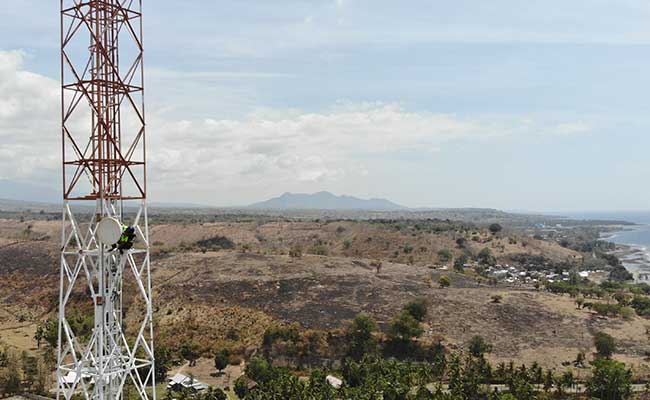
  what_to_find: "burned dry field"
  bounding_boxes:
[2,212,650,376]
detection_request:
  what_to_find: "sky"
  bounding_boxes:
[1,0,650,211]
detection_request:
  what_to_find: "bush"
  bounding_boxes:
[491,294,503,304]
[403,298,428,322]
[594,332,616,358]
[246,357,275,384]
[195,235,235,251]
[214,348,230,373]
[477,248,496,266]
[489,224,503,234]
[437,249,452,262]
[263,324,300,347]
[389,311,423,342]
[439,275,451,288]
[468,335,493,357]
[347,313,378,360]
[309,244,329,256]
[234,376,250,398]
[454,255,468,272]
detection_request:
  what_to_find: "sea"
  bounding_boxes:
[571,212,650,280]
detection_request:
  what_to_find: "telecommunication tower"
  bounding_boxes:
[57,1,155,399]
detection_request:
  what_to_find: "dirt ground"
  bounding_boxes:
[0,218,648,375]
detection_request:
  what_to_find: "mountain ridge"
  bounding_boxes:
[248,191,407,211]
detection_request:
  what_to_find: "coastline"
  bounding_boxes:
[604,225,650,282]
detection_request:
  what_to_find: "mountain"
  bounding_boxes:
[248,191,408,211]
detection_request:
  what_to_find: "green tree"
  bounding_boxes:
[214,348,230,374]
[478,248,496,266]
[389,311,424,342]
[34,325,44,349]
[437,249,452,262]
[468,336,492,358]
[594,332,616,358]
[234,376,250,398]
[404,298,428,322]
[439,275,451,288]
[154,345,173,382]
[246,357,275,384]
[180,341,200,367]
[586,358,632,400]
[489,224,503,234]
[454,255,468,272]
[347,313,378,360]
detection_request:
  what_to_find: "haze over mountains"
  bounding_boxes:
[248,191,408,211]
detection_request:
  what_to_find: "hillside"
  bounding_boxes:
[2,214,649,384]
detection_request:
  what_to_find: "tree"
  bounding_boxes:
[468,336,492,358]
[34,325,44,349]
[559,370,575,394]
[489,224,503,234]
[234,376,250,398]
[404,298,428,322]
[389,311,424,342]
[594,332,616,358]
[456,237,466,249]
[439,275,451,288]
[454,255,468,272]
[214,348,230,374]
[246,357,275,384]
[154,345,173,382]
[477,248,495,266]
[180,341,200,367]
[586,358,632,400]
[347,313,377,360]
[437,249,452,263]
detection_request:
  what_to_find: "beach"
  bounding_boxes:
[603,225,650,282]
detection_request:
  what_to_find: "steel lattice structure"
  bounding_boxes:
[57,1,155,400]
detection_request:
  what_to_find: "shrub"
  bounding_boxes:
[439,275,451,288]
[389,311,423,342]
[594,332,616,358]
[489,223,503,234]
[468,335,493,357]
[347,313,377,360]
[289,245,302,258]
[214,348,230,373]
[234,376,250,398]
[195,235,235,251]
[437,249,452,262]
[491,294,503,304]
[403,298,428,322]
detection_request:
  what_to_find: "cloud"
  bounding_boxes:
[0,49,593,204]
[554,121,591,136]
[0,50,59,182]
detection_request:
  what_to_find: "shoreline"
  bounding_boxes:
[602,225,650,282]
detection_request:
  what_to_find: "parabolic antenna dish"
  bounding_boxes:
[96,217,122,244]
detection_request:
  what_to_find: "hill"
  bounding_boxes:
[248,191,407,211]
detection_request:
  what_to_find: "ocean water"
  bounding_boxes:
[605,225,650,247]
[602,225,650,279]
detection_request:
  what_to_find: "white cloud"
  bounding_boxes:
[0,50,59,182]
[554,121,591,136]
[0,50,593,204]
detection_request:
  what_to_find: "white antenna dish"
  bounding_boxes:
[96,217,122,244]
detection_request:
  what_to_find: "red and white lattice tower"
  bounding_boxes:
[57,1,155,399]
